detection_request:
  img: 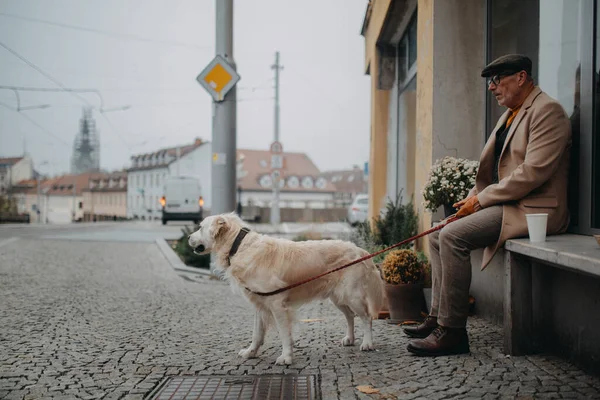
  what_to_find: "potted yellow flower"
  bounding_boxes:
[380,249,426,323]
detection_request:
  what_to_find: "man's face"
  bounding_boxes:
[487,71,526,109]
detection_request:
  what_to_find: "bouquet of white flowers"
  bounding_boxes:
[422,156,479,213]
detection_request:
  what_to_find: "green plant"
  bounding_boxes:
[381,249,422,284]
[422,156,479,212]
[349,220,387,265]
[173,225,211,269]
[349,192,419,265]
[373,192,418,248]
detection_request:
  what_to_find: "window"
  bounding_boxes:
[397,12,417,88]
[593,2,600,229]
[407,14,417,68]
[486,0,540,136]
[487,0,597,234]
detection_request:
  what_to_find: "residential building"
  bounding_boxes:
[82,172,128,221]
[71,108,100,174]
[11,172,104,223]
[362,0,599,374]
[236,149,336,209]
[127,138,210,220]
[0,155,34,195]
[320,165,368,207]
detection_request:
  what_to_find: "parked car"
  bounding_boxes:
[347,194,369,226]
[160,176,203,225]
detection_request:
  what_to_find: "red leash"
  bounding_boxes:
[245,214,459,297]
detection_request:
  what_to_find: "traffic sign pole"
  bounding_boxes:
[270,51,283,225]
[209,0,237,222]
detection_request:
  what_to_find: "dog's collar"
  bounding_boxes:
[226,227,250,266]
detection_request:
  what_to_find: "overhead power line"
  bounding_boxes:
[0,12,211,51]
[0,85,100,94]
[0,41,130,148]
[0,41,92,107]
[0,100,70,147]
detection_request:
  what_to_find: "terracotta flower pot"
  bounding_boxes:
[385,282,425,323]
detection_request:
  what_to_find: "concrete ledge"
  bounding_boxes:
[505,234,600,278]
[155,238,214,277]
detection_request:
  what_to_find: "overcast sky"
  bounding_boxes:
[0,0,371,177]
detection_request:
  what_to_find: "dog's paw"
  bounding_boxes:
[360,341,375,351]
[341,336,355,346]
[274,354,293,365]
[238,347,258,359]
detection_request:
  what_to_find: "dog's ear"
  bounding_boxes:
[212,216,228,238]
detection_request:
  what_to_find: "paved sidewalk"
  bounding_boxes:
[1,239,599,399]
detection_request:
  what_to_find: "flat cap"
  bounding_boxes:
[481,54,532,78]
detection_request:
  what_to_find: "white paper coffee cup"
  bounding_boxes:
[525,213,548,243]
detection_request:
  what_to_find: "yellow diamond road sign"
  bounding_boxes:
[196,55,240,102]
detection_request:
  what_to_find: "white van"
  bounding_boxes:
[160,176,204,225]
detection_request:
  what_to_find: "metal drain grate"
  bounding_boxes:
[146,375,319,400]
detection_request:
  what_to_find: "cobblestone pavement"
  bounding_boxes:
[1,238,600,400]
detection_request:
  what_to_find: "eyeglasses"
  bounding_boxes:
[487,71,523,87]
[487,75,506,87]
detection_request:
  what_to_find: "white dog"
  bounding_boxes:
[188,212,385,365]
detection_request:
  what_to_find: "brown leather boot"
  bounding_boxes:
[402,315,438,338]
[406,326,470,356]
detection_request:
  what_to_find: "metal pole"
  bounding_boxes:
[72,181,76,222]
[270,51,282,225]
[211,0,237,217]
[176,146,181,176]
[36,175,41,223]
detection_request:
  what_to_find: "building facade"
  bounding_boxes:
[127,138,211,220]
[0,155,34,195]
[11,173,103,223]
[362,0,600,374]
[82,172,127,221]
[236,149,337,209]
[320,166,368,207]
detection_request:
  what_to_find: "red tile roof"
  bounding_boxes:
[236,149,336,192]
[0,157,24,166]
[11,173,105,196]
[320,168,367,194]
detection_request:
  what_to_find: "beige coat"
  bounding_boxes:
[469,87,572,270]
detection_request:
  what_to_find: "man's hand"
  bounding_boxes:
[455,195,482,218]
[452,197,470,210]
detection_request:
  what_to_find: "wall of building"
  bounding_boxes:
[363,0,392,223]
[470,250,505,325]
[23,194,83,224]
[240,190,335,209]
[414,0,485,253]
[10,156,33,186]
[168,144,212,212]
[127,168,168,219]
[83,191,127,218]
[430,0,486,163]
